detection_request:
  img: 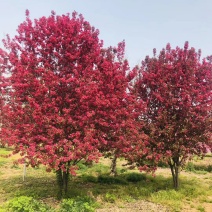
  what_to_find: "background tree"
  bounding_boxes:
[94,42,142,176]
[133,42,212,189]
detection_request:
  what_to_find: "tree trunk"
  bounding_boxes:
[169,158,180,190]
[63,171,69,194]
[56,169,63,199]
[56,168,70,199]
[110,154,117,176]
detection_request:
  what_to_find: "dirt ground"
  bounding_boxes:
[96,200,170,212]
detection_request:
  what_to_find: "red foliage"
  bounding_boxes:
[0,48,8,145]
[134,42,212,169]
[94,43,143,158]
[0,11,143,175]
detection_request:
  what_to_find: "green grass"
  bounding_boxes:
[0,148,10,168]
[197,205,205,212]
[0,148,212,211]
[149,175,211,211]
[185,162,212,173]
[2,196,51,212]
[0,161,7,168]
[0,147,12,155]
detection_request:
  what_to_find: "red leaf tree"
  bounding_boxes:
[133,42,212,189]
[1,11,103,196]
[0,11,142,196]
[0,49,8,147]
[94,43,143,176]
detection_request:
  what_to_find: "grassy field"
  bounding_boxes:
[0,147,211,211]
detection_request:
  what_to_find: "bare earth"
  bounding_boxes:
[96,200,170,212]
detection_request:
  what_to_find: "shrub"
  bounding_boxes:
[4,196,51,212]
[125,173,146,182]
[104,193,116,203]
[77,162,88,171]
[98,175,127,185]
[59,197,96,212]
[81,175,97,183]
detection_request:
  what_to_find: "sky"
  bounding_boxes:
[0,0,212,67]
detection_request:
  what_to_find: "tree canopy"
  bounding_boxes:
[0,11,144,194]
[133,42,212,188]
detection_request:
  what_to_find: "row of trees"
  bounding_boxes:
[0,11,211,195]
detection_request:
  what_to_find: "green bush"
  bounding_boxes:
[4,196,51,212]
[125,173,146,182]
[59,197,96,212]
[77,162,88,171]
[98,175,127,185]
[81,175,97,183]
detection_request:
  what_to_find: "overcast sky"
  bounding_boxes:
[0,0,211,67]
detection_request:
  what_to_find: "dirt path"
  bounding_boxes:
[96,200,170,212]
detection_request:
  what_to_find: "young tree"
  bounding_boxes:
[133,42,212,189]
[94,43,142,176]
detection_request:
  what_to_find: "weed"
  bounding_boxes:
[2,196,51,212]
[151,189,184,201]
[150,190,183,211]
[197,205,205,212]
[104,193,116,203]
[0,161,7,167]
[60,196,96,212]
